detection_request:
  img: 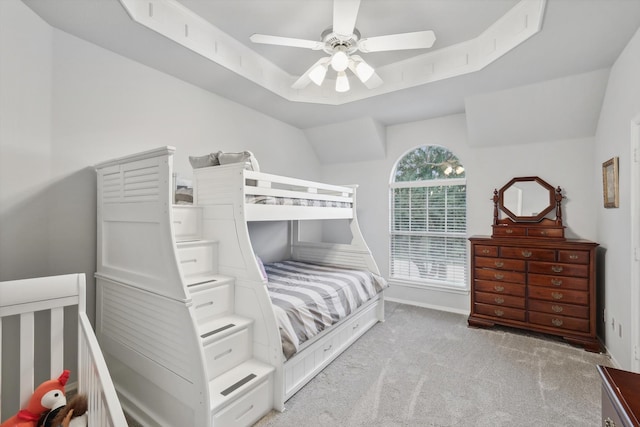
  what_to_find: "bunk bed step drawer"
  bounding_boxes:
[205,327,252,380]
[212,378,272,427]
[172,206,202,241]
[177,241,218,279]
[191,283,234,322]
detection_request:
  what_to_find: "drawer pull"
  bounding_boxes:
[494,309,504,317]
[494,285,505,292]
[494,273,504,280]
[551,278,563,286]
[352,323,360,330]
[214,348,233,360]
[324,344,333,352]
[521,250,532,258]
[506,229,513,234]
[540,230,547,236]
[569,254,579,260]
[494,261,504,268]
[551,318,563,327]
[551,292,563,300]
[494,296,505,304]
[551,305,563,313]
[174,220,183,224]
[181,258,198,264]
[551,265,563,273]
[482,249,490,254]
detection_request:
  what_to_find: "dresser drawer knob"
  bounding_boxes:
[540,230,547,236]
[494,273,504,280]
[551,318,563,327]
[521,250,532,258]
[551,278,563,286]
[551,265,563,273]
[494,285,505,292]
[482,249,490,254]
[494,309,504,317]
[569,254,579,260]
[494,296,505,304]
[494,261,504,268]
[551,292,563,300]
[551,305,563,313]
[506,229,513,234]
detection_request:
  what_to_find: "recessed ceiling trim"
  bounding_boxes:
[119,0,546,106]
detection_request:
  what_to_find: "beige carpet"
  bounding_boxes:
[254,302,611,427]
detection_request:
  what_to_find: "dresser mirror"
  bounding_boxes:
[492,176,564,239]
[498,176,555,222]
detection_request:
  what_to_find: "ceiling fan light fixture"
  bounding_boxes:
[309,63,328,86]
[330,50,349,72]
[335,71,349,92]
[354,59,374,83]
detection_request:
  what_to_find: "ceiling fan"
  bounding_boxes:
[249,0,436,92]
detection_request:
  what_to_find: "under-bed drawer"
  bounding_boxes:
[213,378,272,427]
[177,241,218,280]
[191,283,233,322]
[205,328,251,380]
[172,206,202,241]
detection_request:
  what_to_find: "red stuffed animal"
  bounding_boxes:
[0,370,69,427]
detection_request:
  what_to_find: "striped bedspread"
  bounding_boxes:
[264,260,387,360]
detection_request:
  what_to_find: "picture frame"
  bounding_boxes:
[602,157,619,208]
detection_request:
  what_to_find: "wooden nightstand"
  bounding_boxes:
[597,365,640,426]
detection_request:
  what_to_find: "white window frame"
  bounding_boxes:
[389,175,467,291]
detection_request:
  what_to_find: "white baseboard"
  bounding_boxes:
[385,296,470,316]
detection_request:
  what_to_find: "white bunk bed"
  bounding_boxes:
[0,273,127,427]
[94,146,385,427]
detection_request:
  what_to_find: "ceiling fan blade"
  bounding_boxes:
[333,0,361,37]
[358,30,436,53]
[250,34,324,50]
[292,57,331,90]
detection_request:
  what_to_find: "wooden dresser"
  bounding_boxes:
[597,365,640,426]
[468,236,600,351]
[468,176,601,352]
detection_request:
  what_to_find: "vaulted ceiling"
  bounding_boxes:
[21,0,640,152]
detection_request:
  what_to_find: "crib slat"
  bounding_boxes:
[50,307,64,378]
[19,312,35,407]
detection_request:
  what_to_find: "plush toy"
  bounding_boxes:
[39,394,88,427]
[0,370,69,427]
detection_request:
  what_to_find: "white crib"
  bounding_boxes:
[0,273,127,426]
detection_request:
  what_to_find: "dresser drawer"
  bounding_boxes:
[475,291,525,309]
[177,241,218,279]
[528,312,589,333]
[528,273,589,290]
[558,250,590,264]
[475,245,499,257]
[205,328,251,380]
[527,227,564,238]
[474,303,525,321]
[213,379,272,427]
[528,261,589,278]
[474,280,525,297]
[492,226,526,237]
[475,257,525,271]
[191,283,233,322]
[172,206,202,242]
[475,268,526,283]
[499,247,555,261]
[528,287,588,305]
[528,300,589,319]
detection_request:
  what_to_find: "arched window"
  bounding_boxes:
[390,145,467,288]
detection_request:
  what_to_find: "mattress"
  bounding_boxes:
[264,260,387,359]
[246,195,351,208]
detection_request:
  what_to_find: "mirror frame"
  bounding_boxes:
[498,176,555,223]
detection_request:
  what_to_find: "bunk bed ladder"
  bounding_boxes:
[173,205,274,426]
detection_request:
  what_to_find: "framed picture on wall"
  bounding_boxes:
[602,156,619,208]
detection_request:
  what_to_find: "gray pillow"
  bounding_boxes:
[189,153,220,169]
[218,151,259,171]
